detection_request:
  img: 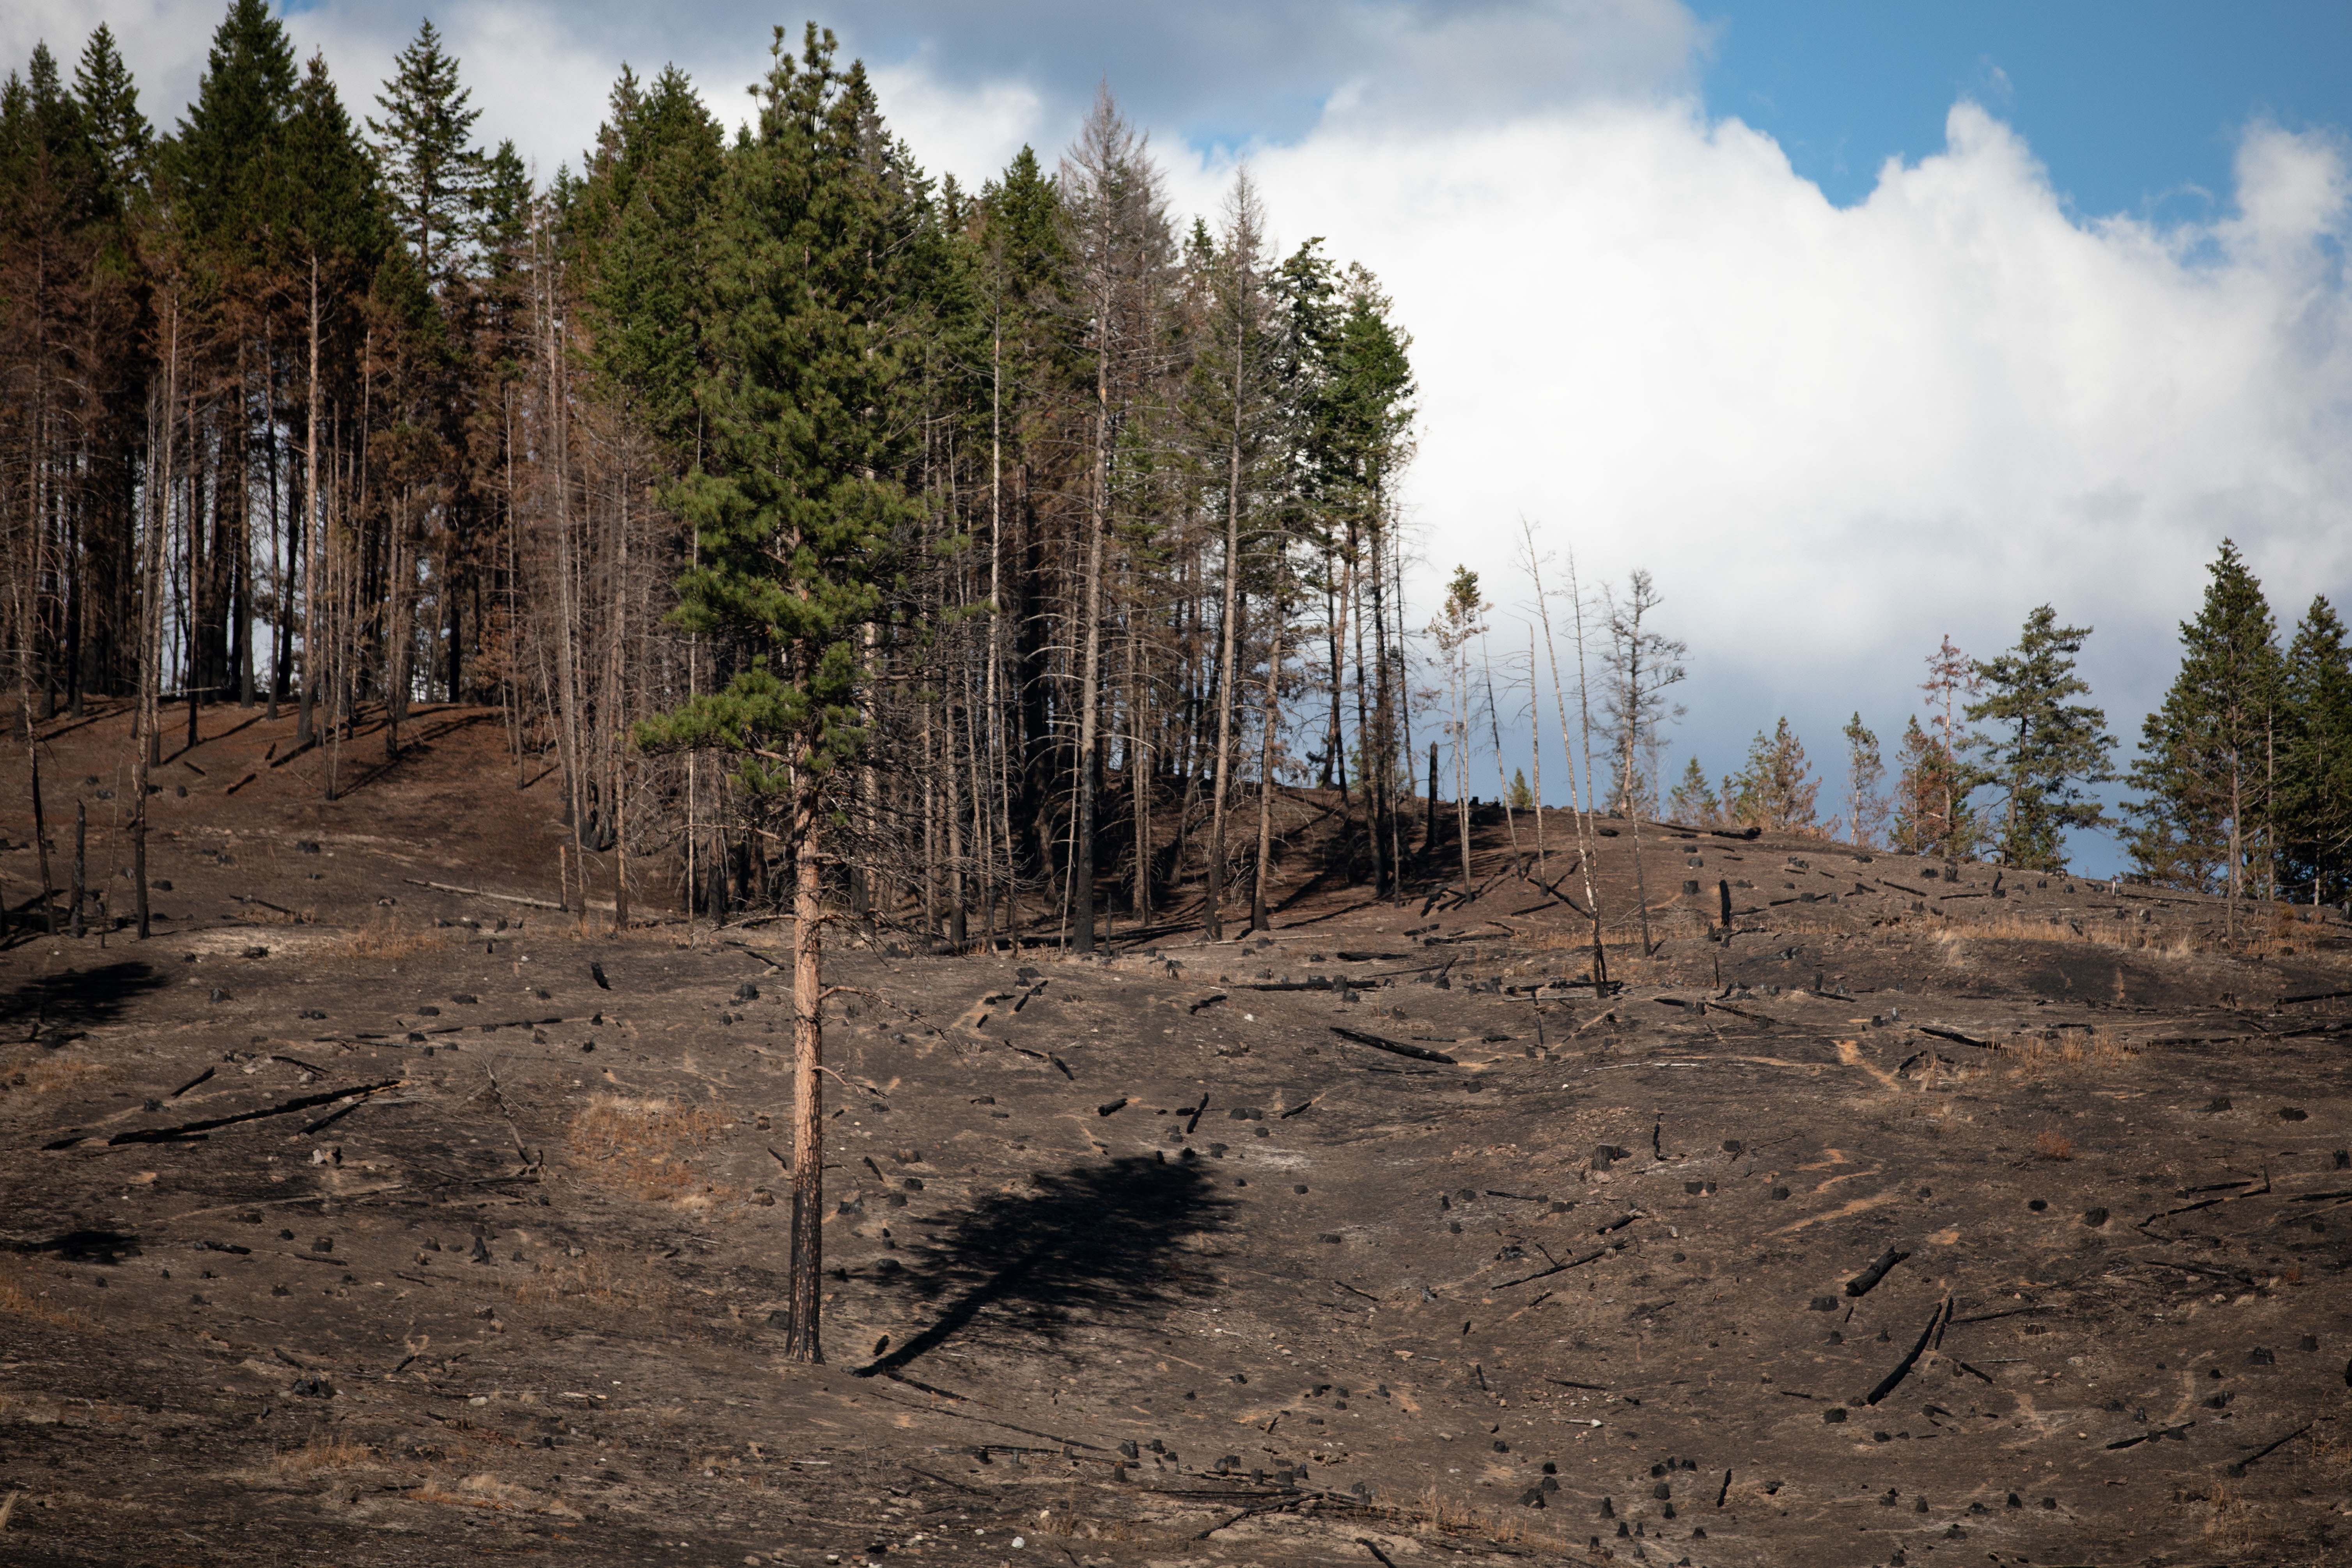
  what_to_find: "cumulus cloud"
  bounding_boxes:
[1151,101,2352,866]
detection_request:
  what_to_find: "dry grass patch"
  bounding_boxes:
[324,915,448,960]
[2034,1128,2076,1161]
[1933,910,2210,957]
[273,1434,376,1475]
[1,1055,118,1095]
[564,1093,742,1207]
[409,1471,575,1516]
[0,1264,92,1333]
[2002,1026,2140,1072]
[1370,1486,1575,1552]
[2197,1478,2253,1547]
[504,1249,686,1316]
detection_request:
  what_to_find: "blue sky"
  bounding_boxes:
[1698,1,2352,220]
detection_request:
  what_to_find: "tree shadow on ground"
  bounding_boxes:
[0,961,168,1039]
[853,1154,1234,1379]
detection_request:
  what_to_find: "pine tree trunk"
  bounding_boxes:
[298,258,321,748]
[1251,606,1283,932]
[1528,625,1544,870]
[1349,522,1380,897]
[26,713,53,934]
[946,694,966,949]
[1074,371,1109,953]
[1129,622,1149,925]
[613,764,629,933]
[1207,466,1243,941]
[783,764,826,1364]
[70,798,86,939]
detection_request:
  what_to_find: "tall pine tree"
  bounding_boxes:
[2125,540,2279,911]
[368,20,482,298]
[2278,595,2352,904]
[636,25,929,1365]
[1965,606,2114,871]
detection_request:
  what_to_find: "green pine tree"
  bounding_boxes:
[1964,607,2114,870]
[2124,540,2280,904]
[167,0,296,253]
[635,25,930,1366]
[2278,595,2352,904]
[1729,717,1818,833]
[575,64,723,456]
[72,24,149,214]
[1669,755,1719,826]
[278,51,382,268]
[367,19,483,296]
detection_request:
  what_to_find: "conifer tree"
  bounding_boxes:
[169,0,296,250]
[2278,595,2352,903]
[2125,540,2279,912]
[1669,755,1719,826]
[1839,712,1888,849]
[1965,606,2114,871]
[368,19,483,297]
[1730,718,1818,833]
[575,64,722,455]
[72,25,149,211]
[1891,715,1975,854]
[636,25,927,1365]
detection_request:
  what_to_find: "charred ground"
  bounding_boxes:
[3,703,2350,1567]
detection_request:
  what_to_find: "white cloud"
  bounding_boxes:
[1148,99,2352,866]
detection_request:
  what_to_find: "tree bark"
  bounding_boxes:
[298,256,322,747]
[1207,469,1243,942]
[1251,601,1283,932]
[783,765,827,1363]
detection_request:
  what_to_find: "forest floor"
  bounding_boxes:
[4,700,2352,1568]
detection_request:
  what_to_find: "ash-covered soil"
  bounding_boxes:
[4,703,2351,1568]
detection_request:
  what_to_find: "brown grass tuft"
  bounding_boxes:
[564,1095,740,1205]
[2198,1478,2252,1547]
[324,915,447,960]
[274,1434,374,1475]
[410,1471,543,1511]
[1,1056,119,1095]
[2034,1128,2075,1161]
[2003,1026,2139,1071]
[0,1263,93,1332]
[503,1249,686,1316]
